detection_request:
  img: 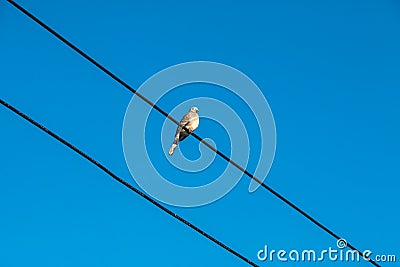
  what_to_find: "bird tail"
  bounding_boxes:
[168,143,177,156]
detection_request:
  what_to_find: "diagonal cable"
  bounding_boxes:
[4,1,380,266]
[0,98,259,267]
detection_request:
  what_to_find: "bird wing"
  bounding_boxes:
[179,112,193,126]
[174,112,193,142]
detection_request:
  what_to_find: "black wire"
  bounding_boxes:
[5,1,380,266]
[0,98,259,267]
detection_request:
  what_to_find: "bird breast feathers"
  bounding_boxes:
[185,113,199,131]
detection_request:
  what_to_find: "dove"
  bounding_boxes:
[169,107,199,155]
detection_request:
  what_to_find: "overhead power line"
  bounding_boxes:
[0,98,259,267]
[5,1,380,266]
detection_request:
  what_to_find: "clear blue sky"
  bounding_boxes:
[1,0,399,266]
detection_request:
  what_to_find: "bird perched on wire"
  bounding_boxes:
[169,106,199,155]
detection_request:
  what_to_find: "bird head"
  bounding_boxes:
[190,106,199,113]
